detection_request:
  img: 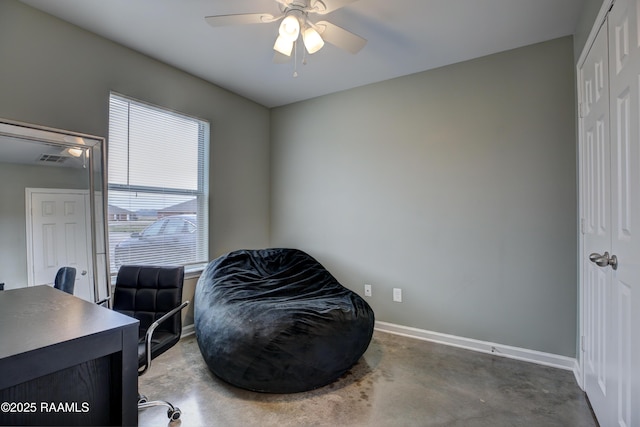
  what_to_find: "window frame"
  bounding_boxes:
[107,92,210,276]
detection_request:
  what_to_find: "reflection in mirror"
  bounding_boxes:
[0,118,109,303]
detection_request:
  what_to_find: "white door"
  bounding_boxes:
[581,18,613,425]
[27,189,94,301]
[608,0,640,424]
[581,0,640,425]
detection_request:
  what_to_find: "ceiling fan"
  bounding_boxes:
[205,0,367,60]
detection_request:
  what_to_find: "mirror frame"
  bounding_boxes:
[0,118,110,303]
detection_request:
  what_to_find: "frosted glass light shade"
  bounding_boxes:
[302,27,324,54]
[67,147,84,157]
[279,15,300,41]
[274,35,294,56]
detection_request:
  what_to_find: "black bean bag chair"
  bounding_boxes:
[194,248,375,393]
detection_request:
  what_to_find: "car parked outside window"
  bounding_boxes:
[113,214,197,268]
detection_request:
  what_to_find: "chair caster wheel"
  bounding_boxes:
[168,407,181,421]
[138,395,148,405]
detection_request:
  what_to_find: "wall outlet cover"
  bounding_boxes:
[364,284,372,297]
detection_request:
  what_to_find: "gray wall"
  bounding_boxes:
[0,0,271,267]
[574,0,606,62]
[271,37,577,357]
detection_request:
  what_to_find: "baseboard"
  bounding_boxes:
[181,323,195,338]
[375,321,577,372]
[573,358,584,390]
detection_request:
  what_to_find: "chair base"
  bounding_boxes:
[138,394,181,421]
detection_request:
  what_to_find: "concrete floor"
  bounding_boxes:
[138,331,597,427]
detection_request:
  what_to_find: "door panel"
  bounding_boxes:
[609,0,640,424]
[29,190,93,302]
[581,0,640,425]
[581,20,613,424]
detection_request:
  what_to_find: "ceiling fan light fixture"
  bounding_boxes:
[67,147,84,157]
[302,26,324,54]
[278,14,300,42]
[273,34,294,56]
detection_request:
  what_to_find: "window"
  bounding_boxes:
[107,93,209,274]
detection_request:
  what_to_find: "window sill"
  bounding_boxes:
[109,262,207,283]
[185,263,206,278]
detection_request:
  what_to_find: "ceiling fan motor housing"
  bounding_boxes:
[279,0,327,14]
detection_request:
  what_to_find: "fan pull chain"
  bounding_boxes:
[293,40,298,77]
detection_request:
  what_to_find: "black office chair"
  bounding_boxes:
[112,265,189,421]
[54,266,76,295]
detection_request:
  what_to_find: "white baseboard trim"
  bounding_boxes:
[572,358,584,390]
[375,321,577,372]
[181,324,195,338]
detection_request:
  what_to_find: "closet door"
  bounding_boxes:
[607,0,640,425]
[581,0,640,425]
[581,18,613,425]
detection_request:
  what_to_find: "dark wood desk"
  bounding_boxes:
[0,285,139,426]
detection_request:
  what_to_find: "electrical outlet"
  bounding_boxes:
[393,288,402,302]
[364,284,372,297]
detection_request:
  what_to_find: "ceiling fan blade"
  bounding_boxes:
[274,0,292,8]
[315,20,366,54]
[205,13,280,27]
[312,0,359,15]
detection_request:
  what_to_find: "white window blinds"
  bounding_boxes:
[107,93,209,273]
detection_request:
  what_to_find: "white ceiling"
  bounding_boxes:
[20,0,585,108]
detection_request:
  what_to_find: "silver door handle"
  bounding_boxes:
[588,252,606,264]
[81,270,87,276]
[589,252,618,270]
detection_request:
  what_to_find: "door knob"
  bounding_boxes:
[81,270,87,276]
[588,252,603,263]
[588,252,618,270]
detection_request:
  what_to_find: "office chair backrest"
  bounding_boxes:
[54,266,76,295]
[112,265,185,339]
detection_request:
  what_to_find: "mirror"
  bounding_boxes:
[0,118,109,303]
